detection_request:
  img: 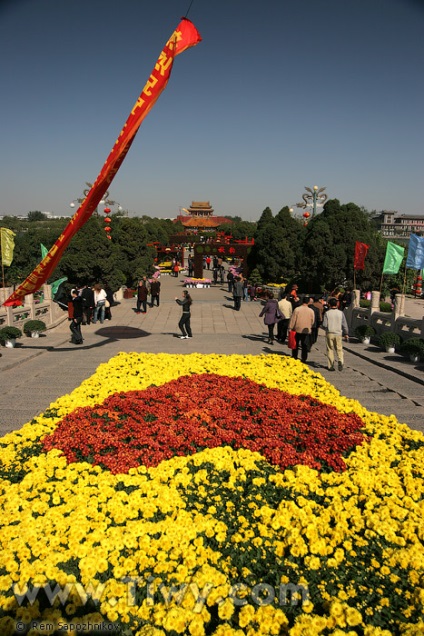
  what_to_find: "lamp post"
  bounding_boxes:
[296,186,327,218]
[70,183,125,240]
[69,183,124,216]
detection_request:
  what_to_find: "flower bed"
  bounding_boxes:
[0,353,423,636]
[184,278,211,288]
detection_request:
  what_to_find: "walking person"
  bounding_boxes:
[322,297,349,371]
[136,279,149,314]
[288,296,315,363]
[233,276,244,311]
[259,291,281,345]
[227,270,235,294]
[308,296,321,347]
[150,278,161,307]
[69,289,84,344]
[92,283,107,324]
[243,279,249,302]
[80,284,94,325]
[104,284,114,321]
[175,290,192,339]
[277,293,292,343]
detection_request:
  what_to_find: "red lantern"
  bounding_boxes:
[104,217,112,223]
[104,226,111,233]
[104,207,111,214]
[303,212,310,218]
[106,235,112,240]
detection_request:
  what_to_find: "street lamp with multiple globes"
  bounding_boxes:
[69,183,123,215]
[296,185,327,218]
[69,183,124,240]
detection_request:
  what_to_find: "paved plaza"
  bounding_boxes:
[1,274,424,436]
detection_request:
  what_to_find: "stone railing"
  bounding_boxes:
[346,290,424,341]
[0,285,68,331]
[0,285,125,331]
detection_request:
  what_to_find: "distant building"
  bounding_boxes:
[374,211,424,242]
[175,201,233,233]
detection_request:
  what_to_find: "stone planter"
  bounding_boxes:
[386,346,395,354]
[409,354,420,363]
[31,331,40,338]
[4,338,16,348]
[362,336,371,345]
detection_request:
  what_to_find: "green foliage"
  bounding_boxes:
[23,319,47,335]
[2,214,167,289]
[0,326,22,342]
[360,300,393,312]
[354,324,376,339]
[399,338,424,357]
[27,211,48,222]
[216,220,257,241]
[249,206,305,283]
[248,268,262,285]
[378,332,401,349]
[300,200,385,291]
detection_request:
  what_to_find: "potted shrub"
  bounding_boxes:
[23,319,47,338]
[400,338,424,363]
[378,331,401,353]
[354,324,376,344]
[0,326,23,348]
[379,301,392,313]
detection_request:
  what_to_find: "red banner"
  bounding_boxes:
[354,241,370,271]
[3,18,201,307]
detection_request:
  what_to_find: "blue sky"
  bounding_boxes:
[1,0,423,221]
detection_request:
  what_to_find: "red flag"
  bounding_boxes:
[354,241,369,271]
[3,18,201,307]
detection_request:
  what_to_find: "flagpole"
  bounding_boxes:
[353,269,356,290]
[1,230,5,290]
[402,263,408,295]
[379,272,384,294]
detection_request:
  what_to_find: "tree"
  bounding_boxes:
[27,211,47,222]
[216,220,257,241]
[248,206,305,283]
[300,199,386,292]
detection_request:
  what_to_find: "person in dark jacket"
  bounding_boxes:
[233,277,244,311]
[259,291,281,344]
[175,290,192,339]
[80,284,94,325]
[136,279,148,314]
[70,289,84,344]
[150,279,161,307]
[104,284,114,321]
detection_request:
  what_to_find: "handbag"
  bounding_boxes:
[105,299,110,308]
[287,330,297,350]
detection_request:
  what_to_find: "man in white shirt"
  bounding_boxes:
[277,294,293,343]
[322,298,349,371]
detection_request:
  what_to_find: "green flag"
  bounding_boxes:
[50,277,67,298]
[40,244,48,259]
[382,242,404,275]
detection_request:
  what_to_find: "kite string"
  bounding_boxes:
[184,0,195,18]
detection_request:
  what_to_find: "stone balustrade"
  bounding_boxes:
[347,290,424,342]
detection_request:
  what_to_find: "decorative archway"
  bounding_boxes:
[193,242,253,279]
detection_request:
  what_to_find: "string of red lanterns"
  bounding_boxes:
[103,207,112,240]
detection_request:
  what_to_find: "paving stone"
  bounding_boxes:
[1,277,424,436]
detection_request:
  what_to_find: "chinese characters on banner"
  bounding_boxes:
[3,18,201,307]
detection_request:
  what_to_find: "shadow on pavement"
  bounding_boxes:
[95,326,150,339]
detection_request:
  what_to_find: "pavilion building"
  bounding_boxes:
[175,201,232,233]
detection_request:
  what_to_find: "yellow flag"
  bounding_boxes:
[0,227,16,266]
